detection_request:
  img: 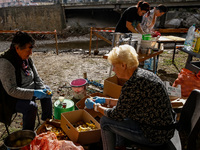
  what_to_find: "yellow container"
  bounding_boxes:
[194,37,200,53]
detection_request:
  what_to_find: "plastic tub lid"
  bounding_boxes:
[70,78,87,87]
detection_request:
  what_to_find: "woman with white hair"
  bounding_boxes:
[85,44,176,150]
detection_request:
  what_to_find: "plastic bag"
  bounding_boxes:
[151,31,161,37]
[30,132,84,150]
[172,68,200,97]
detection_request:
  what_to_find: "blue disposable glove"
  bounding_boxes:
[34,89,51,99]
[43,88,53,96]
[93,96,106,104]
[85,98,95,109]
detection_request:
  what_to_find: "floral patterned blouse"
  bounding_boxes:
[141,9,156,34]
[105,68,176,144]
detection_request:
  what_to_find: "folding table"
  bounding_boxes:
[157,36,185,71]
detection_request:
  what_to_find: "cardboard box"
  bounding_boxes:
[170,97,186,109]
[171,98,186,108]
[103,75,127,98]
[36,119,70,140]
[36,119,61,135]
[61,109,101,145]
[76,93,108,120]
[164,81,181,98]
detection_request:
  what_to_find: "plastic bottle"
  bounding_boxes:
[194,36,200,53]
[193,29,199,53]
[184,24,196,51]
[144,58,153,71]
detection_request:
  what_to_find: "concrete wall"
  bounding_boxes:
[65,7,200,30]
[0,4,199,33]
[65,9,120,29]
[0,4,66,31]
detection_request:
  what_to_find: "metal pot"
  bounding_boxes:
[4,130,36,150]
[112,32,124,47]
[112,33,142,52]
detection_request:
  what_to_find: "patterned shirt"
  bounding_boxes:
[105,68,176,144]
[141,9,156,33]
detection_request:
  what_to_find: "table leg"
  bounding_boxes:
[172,42,180,72]
[153,54,160,74]
[153,56,156,74]
[153,42,161,74]
[172,42,176,64]
[185,55,193,69]
[158,42,161,51]
[108,65,113,77]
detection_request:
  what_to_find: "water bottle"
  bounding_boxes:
[184,24,195,51]
[144,58,153,71]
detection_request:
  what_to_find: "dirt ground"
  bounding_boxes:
[0,35,195,149]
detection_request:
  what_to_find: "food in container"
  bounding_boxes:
[4,130,36,150]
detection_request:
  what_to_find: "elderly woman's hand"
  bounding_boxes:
[85,98,95,109]
[93,96,106,104]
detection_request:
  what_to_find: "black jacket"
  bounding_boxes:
[0,49,33,125]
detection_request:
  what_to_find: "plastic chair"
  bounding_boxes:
[3,113,17,135]
[127,89,200,150]
[177,89,200,150]
[126,130,181,150]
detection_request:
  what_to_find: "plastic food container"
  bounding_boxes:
[70,78,87,100]
[54,99,75,120]
[140,40,157,51]
[142,34,152,40]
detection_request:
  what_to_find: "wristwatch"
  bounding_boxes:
[94,103,101,112]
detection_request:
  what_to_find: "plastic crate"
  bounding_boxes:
[185,61,200,74]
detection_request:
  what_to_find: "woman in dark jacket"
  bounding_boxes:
[0,31,52,130]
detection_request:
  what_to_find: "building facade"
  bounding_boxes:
[0,0,32,7]
[0,0,199,7]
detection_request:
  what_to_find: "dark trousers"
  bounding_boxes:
[15,96,52,131]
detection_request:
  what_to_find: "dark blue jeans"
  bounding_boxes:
[15,96,52,131]
[100,116,161,150]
